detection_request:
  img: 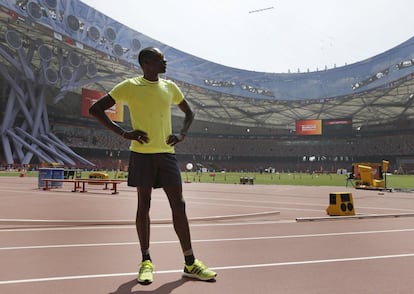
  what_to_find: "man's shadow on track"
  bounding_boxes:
[109,278,189,294]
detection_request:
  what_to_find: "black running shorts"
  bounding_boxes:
[127,152,182,188]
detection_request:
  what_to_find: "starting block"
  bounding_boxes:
[326,192,355,216]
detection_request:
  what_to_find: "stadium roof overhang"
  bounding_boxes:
[177,74,414,129]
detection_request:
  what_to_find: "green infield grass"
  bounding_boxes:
[1,170,413,190]
[182,171,414,189]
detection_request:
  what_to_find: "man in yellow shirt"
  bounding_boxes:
[89,47,216,284]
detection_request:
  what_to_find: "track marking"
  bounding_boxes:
[1,228,414,251]
[1,253,414,285]
[0,209,280,227]
[186,195,414,213]
[0,219,296,232]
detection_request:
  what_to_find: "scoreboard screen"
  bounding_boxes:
[295,120,322,135]
[296,118,352,136]
[322,118,353,136]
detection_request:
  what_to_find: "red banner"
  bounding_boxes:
[81,88,124,122]
[296,119,322,135]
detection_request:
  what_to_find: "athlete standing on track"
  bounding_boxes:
[89,47,216,284]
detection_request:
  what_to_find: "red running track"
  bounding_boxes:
[1,177,414,293]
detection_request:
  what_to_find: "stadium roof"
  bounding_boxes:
[1,0,414,129]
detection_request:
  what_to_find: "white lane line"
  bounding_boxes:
[213,252,414,270]
[2,228,414,251]
[0,209,281,227]
[0,242,139,250]
[1,253,414,285]
[0,220,296,232]
[186,195,414,213]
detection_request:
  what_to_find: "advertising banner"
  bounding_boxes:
[81,88,124,122]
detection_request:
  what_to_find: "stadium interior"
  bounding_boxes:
[1,0,414,174]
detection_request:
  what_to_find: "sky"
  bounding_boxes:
[81,0,414,73]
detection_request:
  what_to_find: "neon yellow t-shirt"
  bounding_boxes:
[109,76,184,154]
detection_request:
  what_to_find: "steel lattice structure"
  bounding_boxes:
[1,0,414,166]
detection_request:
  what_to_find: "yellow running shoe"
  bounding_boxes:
[137,260,154,284]
[183,259,217,281]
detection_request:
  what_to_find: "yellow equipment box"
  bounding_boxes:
[89,172,109,180]
[326,192,355,216]
[88,172,109,185]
